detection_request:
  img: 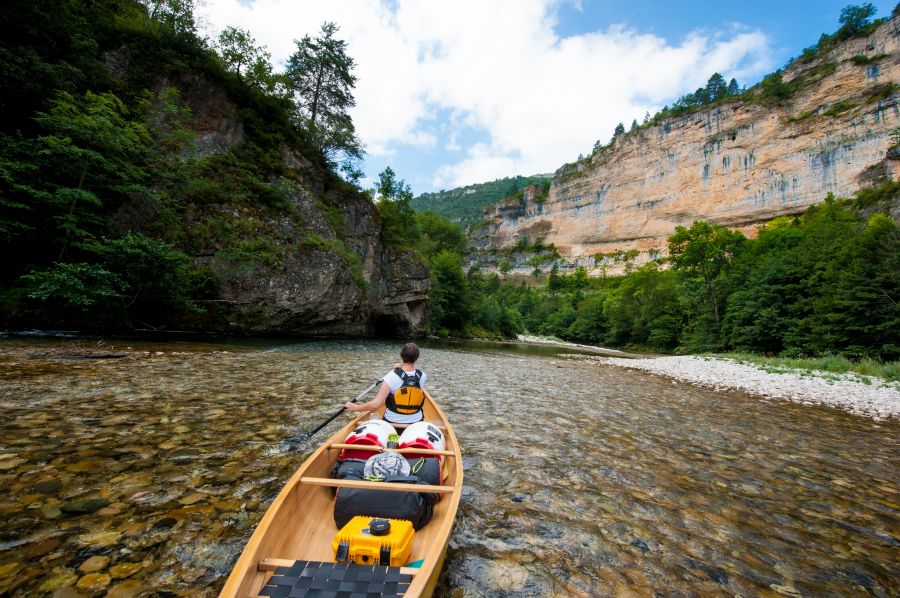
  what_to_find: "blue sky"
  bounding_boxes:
[201,1,897,194]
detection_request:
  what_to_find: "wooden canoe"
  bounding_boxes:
[219,390,463,598]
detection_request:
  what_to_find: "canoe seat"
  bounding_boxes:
[255,559,413,598]
[299,477,453,494]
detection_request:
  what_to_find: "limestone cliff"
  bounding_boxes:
[477,17,900,272]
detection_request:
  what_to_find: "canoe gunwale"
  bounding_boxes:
[218,390,462,598]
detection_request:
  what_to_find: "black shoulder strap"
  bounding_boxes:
[395,368,421,387]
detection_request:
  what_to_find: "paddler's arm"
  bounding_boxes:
[345,381,389,413]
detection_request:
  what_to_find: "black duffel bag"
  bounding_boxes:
[332,458,367,480]
[405,457,441,486]
[333,474,438,530]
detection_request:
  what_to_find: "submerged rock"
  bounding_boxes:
[61,498,109,515]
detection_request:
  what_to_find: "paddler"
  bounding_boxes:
[345,342,427,424]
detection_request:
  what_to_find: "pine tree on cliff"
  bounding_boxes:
[285,22,363,180]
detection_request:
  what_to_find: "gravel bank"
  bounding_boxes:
[596,355,899,420]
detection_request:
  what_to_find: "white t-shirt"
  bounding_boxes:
[383,368,427,424]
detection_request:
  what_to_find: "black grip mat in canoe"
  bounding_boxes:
[258,560,414,598]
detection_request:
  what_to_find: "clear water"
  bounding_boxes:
[0,338,897,596]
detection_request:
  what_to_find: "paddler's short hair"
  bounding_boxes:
[400,342,419,364]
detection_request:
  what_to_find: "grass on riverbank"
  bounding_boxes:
[714,353,900,383]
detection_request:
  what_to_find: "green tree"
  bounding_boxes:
[375,166,419,249]
[19,262,122,313]
[604,263,682,349]
[706,72,727,102]
[429,250,470,331]
[837,3,877,37]
[567,293,608,343]
[216,26,278,92]
[804,211,899,359]
[285,22,362,174]
[416,211,465,258]
[668,221,745,326]
[722,220,806,353]
[547,263,562,291]
[31,91,151,260]
[140,0,198,35]
[568,265,589,290]
[612,122,625,139]
[727,78,740,96]
[375,166,413,204]
[91,233,196,315]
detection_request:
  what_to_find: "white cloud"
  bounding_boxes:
[201,0,773,189]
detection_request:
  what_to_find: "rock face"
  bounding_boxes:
[478,17,900,271]
[126,74,429,337]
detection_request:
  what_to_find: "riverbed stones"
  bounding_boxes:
[77,529,120,547]
[178,492,206,505]
[109,562,141,579]
[61,498,109,515]
[106,579,145,598]
[4,339,899,596]
[78,556,110,573]
[31,478,63,494]
[36,568,78,592]
[51,587,85,598]
[25,537,62,558]
[41,504,62,519]
[76,572,110,592]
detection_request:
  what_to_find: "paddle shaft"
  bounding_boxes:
[302,378,381,439]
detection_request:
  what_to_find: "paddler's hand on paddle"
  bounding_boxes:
[346,381,390,414]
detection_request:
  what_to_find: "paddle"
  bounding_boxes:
[292,378,382,445]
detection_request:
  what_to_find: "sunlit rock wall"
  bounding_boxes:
[481,17,900,271]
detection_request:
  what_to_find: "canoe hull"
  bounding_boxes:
[219,391,462,598]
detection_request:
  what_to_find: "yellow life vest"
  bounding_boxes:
[385,368,424,415]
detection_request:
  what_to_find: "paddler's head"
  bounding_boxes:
[400,342,419,365]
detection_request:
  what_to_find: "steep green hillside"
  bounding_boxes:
[411,175,549,226]
[0,0,428,335]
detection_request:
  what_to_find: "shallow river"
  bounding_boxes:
[0,337,897,597]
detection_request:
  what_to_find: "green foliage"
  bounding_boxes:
[722,353,899,383]
[140,0,199,36]
[669,220,746,329]
[849,53,888,65]
[215,26,280,93]
[644,72,744,125]
[376,166,421,252]
[429,250,470,331]
[19,262,122,312]
[604,263,682,349]
[0,0,374,332]
[375,166,413,203]
[218,236,282,269]
[821,100,855,116]
[416,211,466,259]
[285,22,362,180]
[410,175,550,227]
[378,196,420,251]
[850,178,900,210]
[15,233,198,326]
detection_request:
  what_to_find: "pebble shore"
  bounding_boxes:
[516,335,899,420]
[598,355,900,421]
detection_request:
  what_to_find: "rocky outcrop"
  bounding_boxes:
[479,17,900,272]
[128,73,429,337]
